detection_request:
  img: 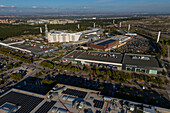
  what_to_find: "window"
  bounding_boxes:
[149,70,157,74]
[135,68,147,73]
[72,36,75,41]
[53,35,56,41]
[141,68,147,73]
[63,36,66,42]
[135,68,141,72]
[112,66,117,69]
[126,67,132,71]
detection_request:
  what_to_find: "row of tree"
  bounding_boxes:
[10,73,22,81]
[40,61,54,68]
[162,40,169,57]
[0,47,32,63]
[54,63,166,85]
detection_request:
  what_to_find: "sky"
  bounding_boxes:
[0,0,170,14]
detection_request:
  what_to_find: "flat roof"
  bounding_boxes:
[63,50,83,60]
[0,91,44,113]
[35,101,56,113]
[49,30,73,34]
[0,84,169,113]
[79,28,102,34]
[12,43,57,54]
[76,51,123,65]
[1,40,22,44]
[0,40,58,54]
[97,39,117,46]
[63,50,162,68]
[123,54,162,68]
[62,88,87,98]
[89,39,104,45]
[0,103,19,112]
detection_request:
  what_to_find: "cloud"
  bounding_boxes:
[11,5,16,8]
[0,5,16,8]
[0,5,5,8]
[32,6,37,9]
[82,6,89,9]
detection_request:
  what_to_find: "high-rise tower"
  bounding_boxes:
[40,27,42,33]
[113,20,115,24]
[78,24,80,29]
[119,22,122,28]
[128,24,131,32]
[157,31,161,43]
[45,24,48,39]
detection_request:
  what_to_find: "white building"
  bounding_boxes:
[47,29,103,43]
[48,30,82,43]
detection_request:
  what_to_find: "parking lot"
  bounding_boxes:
[0,54,21,72]
[115,36,157,54]
[0,61,41,95]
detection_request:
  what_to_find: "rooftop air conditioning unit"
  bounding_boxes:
[141,56,150,60]
[132,56,140,59]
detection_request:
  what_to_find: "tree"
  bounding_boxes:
[162,69,167,75]
[157,78,163,85]
[71,67,76,72]
[42,79,54,85]
[164,78,169,85]
[0,80,4,85]
[131,74,135,79]
[90,70,94,74]
[84,66,89,73]
[106,70,112,77]
[144,76,148,81]
[10,73,22,81]
[40,61,54,68]
[162,41,166,56]
[34,72,43,78]
[126,73,132,79]
[166,41,169,56]
[101,71,105,75]
[96,69,100,75]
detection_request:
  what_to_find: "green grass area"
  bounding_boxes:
[58,51,64,54]
[52,55,64,62]
[42,56,51,59]
[53,51,64,56]
[137,110,143,113]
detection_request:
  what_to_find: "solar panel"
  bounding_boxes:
[35,101,56,113]
[0,91,43,113]
[96,110,101,113]
[62,88,87,98]
[93,99,104,109]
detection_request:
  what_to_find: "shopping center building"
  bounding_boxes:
[62,50,163,74]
